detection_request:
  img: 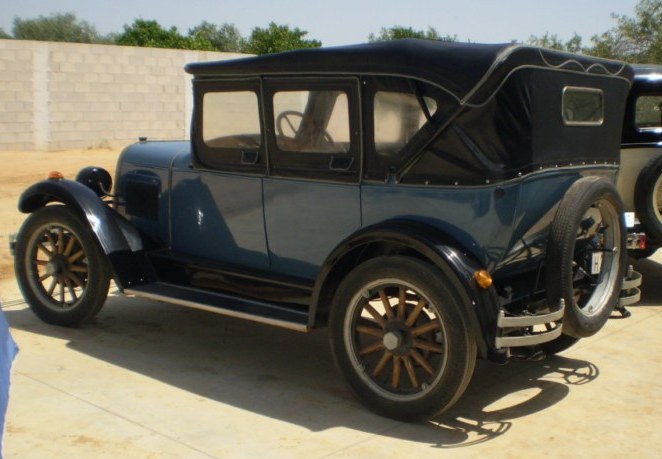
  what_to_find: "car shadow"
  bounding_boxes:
[4,293,599,448]
[427,355,597,447]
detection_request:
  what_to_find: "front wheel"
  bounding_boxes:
[329,256,476,421]
[14,205,111,326]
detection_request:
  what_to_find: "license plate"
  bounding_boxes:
[591,252,603,275]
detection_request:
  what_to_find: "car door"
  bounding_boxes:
[170,79,270,270]
[262,78,362,279]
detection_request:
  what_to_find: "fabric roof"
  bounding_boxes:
[186,39,633,105]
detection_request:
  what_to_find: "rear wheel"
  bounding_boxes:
[14,205,110,326]
[329,256,476,421]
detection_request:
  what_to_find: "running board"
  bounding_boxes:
[125,282,310,332]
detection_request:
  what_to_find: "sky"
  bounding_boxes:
[0,0,643,46]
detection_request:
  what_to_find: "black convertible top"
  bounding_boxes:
[186,39,633,106]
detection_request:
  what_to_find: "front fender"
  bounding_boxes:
[18,179,155,290]
[312,219,502,359]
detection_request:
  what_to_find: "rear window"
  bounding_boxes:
[562,87,604,126]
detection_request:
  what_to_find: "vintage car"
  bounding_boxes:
[11,40,640,421]
[618,64,662,257]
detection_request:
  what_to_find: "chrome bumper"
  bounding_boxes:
[618,267,642,309]
[495,267,643,349]
[495,300,565,349]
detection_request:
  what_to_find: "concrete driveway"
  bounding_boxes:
[1,255,661,458]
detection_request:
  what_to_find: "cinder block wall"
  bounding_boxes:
[0,39,243,151]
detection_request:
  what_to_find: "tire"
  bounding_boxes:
[539,333,580,355]
[634,155,662,241]
[545,177,626,338]
[329,256,476,421]
[14,205,111,326]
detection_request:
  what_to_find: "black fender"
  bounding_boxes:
[18,179,156,290]
[311,219,502,359]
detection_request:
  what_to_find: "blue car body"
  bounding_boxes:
[17,40,634,361]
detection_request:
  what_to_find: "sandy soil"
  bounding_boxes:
[0,149,121,281]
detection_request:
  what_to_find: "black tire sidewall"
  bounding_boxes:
[634,155,662,241]
[14,205,110,326]
[329,256,476,421]
[545,177,626,338]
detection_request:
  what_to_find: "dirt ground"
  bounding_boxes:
[0,149,121,282]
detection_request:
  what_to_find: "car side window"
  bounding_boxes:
[635,95,662,131]
[273,90,350,154]
[264,78,360,182]
[374,91,437,157]
[192,79,265,173]
[363,76,453,182]
[202,91,261,149]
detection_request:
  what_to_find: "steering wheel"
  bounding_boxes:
[276,110,304,138]
[275,110,335,144]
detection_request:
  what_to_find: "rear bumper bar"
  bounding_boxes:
[495,301,565,349]
[495,267,643,349]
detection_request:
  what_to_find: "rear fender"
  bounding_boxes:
[18,179,156,290]
[312,220,502,359]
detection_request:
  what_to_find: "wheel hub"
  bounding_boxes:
[45,255,67,276]
[383,331,403,351]
[383,323,413,356]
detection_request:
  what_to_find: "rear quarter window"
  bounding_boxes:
[562,87,604,126]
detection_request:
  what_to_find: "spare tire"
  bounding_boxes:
[545,177,626,338]
[634,155,662,241]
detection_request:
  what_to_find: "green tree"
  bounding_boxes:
[528,32,584,53]
[12,12,103,43]
[117,19,186,48]
[368,26,456,42]
[589,0,662,63]
[0,28,10,39]
[245,22,321,55]
[188,21,245,52]
[117,19,214,50]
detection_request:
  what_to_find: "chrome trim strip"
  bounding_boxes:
[495,326,564,348]
[125,288,310,332]
[497,307,565,328]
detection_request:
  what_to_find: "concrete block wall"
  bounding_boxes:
[0,39,243,151]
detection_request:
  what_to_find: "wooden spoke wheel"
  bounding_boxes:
[351,286,445,396]
[330,256,476,421]
[14,205,110,326]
